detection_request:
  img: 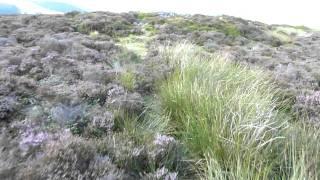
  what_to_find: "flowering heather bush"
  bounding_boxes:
[143,167,178,180]
[19,131,50,151]
[296,91,320,124]
[20,136,124,180]
[153,133,175,146]
[297,91,320,106]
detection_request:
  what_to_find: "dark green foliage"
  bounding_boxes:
[69,119,88,135]
[217,22,241,37]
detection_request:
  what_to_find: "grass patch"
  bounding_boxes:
[276,26,309,36]
[269,25,310,44]
[142,23,158,36]
[136,12,166,25]
[117,35,149,58]
[113,48,142,66]
[136,12,157,20]
[157,42,320,179]
[294,25,311,31]
[218,23,241,37]
[116,20,157,59]
[119,71,136,91]
[137,13,241,38]
[164,16,241,37]
[165,17,217,33]
[269,29,292,44]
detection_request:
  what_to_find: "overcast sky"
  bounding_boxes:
[2,0,320,28]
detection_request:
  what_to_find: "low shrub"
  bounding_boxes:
[19,136,124,180]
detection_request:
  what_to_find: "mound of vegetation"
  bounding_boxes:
[158,43,320,179]
[0,12,320,179]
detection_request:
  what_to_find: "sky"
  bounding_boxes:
[1,0,319,28]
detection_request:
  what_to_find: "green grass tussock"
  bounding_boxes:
[157,42,320,179]
[119,71,136,91]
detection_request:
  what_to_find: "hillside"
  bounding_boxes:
[1,12,320,179]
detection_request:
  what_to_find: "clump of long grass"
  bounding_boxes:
[157,42,320,179]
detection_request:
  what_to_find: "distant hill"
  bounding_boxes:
[0,1,84,15]
[0,3,20,15]
[34,1,84,13]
